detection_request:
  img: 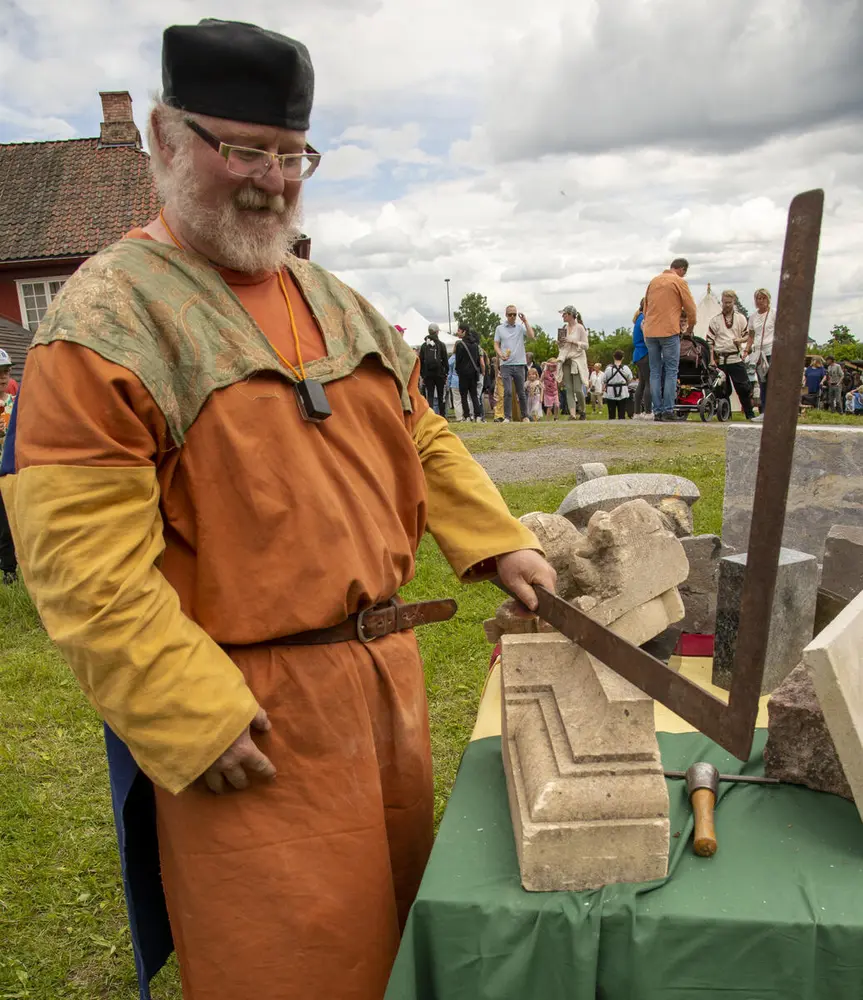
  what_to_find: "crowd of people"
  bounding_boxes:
[414,257,861,423]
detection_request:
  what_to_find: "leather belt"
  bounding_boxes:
[225,598,458,649]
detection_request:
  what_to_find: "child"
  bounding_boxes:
[541,359,560,420]
[526,367,544,421]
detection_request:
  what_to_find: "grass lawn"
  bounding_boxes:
[0,448,726,998]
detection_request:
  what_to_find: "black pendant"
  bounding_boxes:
[294,378,332,423]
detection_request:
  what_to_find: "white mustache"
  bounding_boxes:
[233,186,287,214]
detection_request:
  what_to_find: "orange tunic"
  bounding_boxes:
[11,237,537,1000]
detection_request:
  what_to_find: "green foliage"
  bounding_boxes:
[828,324,854,344]
[733,294,749,319]
[453,293,501,359]
[587,326,635,367]
[816,324,860,363]
[526,325,557,364]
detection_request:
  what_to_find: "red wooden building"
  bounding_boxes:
[0,91,312,382]
[0,92,160,380]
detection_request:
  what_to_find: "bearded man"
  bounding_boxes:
[707,290,756,420]
[1,20,555,1000]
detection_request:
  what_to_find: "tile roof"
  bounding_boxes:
[0,316,33,383]
[0,138,161,263]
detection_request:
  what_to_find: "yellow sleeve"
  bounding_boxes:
[412,407,542,580]
[1,466,258,794]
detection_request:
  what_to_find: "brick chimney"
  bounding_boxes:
[99,91,141,147]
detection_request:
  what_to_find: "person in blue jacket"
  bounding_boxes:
[631,299,651,417]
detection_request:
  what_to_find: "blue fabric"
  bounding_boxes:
[647,335,680,414]
[632,314,647,363]
[804,366,825,394]
[104,727,174,999]
[1,388,19,477]
[447,352,458,389]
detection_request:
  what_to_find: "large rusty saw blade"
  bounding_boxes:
[495,189,824,761]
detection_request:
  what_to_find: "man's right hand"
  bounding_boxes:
[203,707,276,794]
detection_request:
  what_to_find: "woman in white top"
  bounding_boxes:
[557,306,589,420]
[745,288,775,413]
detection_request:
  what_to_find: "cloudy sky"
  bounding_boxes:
[2,0,862,341]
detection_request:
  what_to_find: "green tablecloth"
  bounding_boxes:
[386,731,863,1000]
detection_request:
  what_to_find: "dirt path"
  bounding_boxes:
[473,446,618,483]
[461,420,730,483]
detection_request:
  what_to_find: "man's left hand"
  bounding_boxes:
[497,549,557,612]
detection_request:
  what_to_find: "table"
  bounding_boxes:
[386,730,863,1000]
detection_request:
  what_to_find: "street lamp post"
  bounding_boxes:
[445,278,452,335]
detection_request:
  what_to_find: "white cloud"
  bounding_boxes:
[0,0,860,343]
[316,144,380,181]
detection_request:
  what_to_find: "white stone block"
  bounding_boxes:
[502,633,669,891]
[804,589,863,823]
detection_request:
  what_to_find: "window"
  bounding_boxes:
[16,278,68,332]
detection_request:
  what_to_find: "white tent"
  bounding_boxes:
[694,284,721,340]
[396,307,458,350]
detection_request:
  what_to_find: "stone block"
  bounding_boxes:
[558,474,700,534]
[519,512,585,598]
[575,462,608,485]
[763,663,852,799]
[679,534,730,634]
[712,547,818,693]
[557,472,701,528]
[656,497,694,538]
[488,502,687,648]
[569,501,688,627]
[804,590,863,823]
[722,424,863,562]
[822,525,863,602]
[501,633,669,892]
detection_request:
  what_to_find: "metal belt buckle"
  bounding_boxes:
[357,599,398,643]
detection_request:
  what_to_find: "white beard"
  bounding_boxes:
[159,150,303,273]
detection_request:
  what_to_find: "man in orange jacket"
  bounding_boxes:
[643,257,698,421]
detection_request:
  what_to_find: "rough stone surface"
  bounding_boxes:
[679,534,730,634]
[656,497,694,538]
[804,590,863,823]
[722,424,863,562]
[567,501,689,626]
[822,525,863,602]
[764,663,853,799]
[575,462,609,485]
[713,548,818,693]
[519,512,584,598]
[489,501,687,646]
[501,633,669,891]
[557,473,700,533]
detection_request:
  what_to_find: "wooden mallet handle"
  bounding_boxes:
[691,788,717,857]
[685,761,720,857]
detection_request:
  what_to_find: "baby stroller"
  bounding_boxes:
[674,332,731,422]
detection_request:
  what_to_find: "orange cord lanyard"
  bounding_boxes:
[159,209,306,382]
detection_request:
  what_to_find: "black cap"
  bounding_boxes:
[162,19,314,131]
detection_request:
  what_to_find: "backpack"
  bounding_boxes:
[421,339,446,378]
[605,363,628,398]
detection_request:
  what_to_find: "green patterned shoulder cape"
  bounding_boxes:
[32,238,418,445]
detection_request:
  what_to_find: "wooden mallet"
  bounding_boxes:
[685,762,719,857]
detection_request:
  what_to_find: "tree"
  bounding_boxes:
[733,294,749,319]
[453,293,501,358]
[828,324,854,344]
[817,324,860,363]
[587,327,634,368]
[527,325,557,364]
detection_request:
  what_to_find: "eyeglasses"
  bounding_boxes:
[184,119,322,181]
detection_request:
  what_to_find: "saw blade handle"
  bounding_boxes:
[691,788,717,857]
